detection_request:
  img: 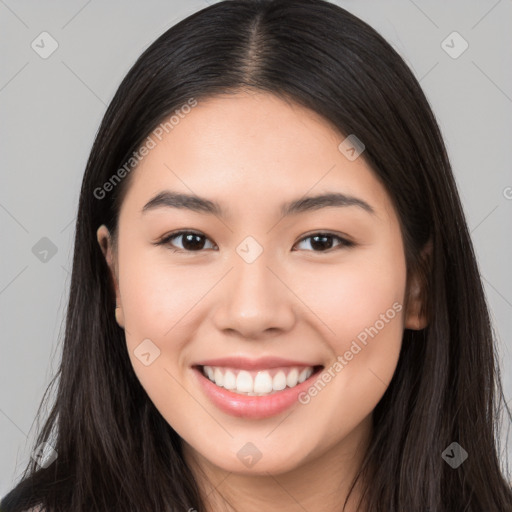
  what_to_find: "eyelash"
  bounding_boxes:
[155,230,355,254]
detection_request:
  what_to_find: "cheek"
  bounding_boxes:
[118,244,212,342]
[116,246,203,418]
[294,250,406,432]
[292,246,407,347]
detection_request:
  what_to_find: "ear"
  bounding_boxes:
[404,239,432,331]
[96,225,124,328]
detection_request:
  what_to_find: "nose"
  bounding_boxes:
[211,252,297,340]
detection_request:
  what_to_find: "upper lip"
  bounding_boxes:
[193,356,323,371]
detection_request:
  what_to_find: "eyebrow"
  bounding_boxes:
[141,190,376,217]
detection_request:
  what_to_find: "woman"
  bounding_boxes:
[2,0,511,510]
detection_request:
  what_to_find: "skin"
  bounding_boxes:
[97,90,427,512]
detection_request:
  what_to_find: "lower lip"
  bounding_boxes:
[192,366,322,419]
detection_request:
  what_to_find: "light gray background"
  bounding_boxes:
[1,0,511,498]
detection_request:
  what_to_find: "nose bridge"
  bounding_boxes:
[212,241,296,337]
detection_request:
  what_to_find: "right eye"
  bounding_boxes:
[156,230,217,253]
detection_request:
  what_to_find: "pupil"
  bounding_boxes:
[311,235,332,251]
[183,233,205,250]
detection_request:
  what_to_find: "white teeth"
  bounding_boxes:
[254,371,273,394]
[223,370,236,390]
[205,366,214,380]
[298,367,312,383]
[214,367,224,387]
[202,365,317,396]
[286,368,299,388]
[272,371,287,391]
[236,370,253,392]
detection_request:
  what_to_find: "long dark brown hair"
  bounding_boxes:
[2,0,511,510]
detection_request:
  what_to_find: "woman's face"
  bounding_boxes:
[98,91,425,477]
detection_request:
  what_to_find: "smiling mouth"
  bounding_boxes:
[195,364,324,396]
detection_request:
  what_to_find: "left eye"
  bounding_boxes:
[294,232,354,252]
[157,231,354,253]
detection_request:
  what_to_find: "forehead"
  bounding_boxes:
[119,91,394,223]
